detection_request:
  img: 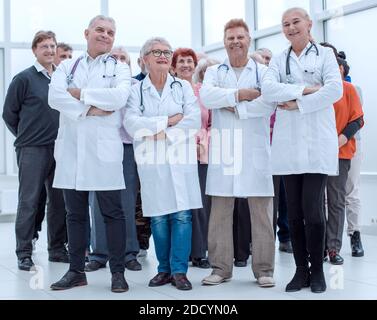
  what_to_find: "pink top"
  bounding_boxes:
[194,83,211,164]
[270,111,276,145]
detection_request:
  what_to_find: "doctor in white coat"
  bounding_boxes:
[48,15,131,293]
[124,37,202,291]
[200,19,276,288]
[262,7,343,294]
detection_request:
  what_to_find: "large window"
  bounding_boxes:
[0,49,4,174]
[326,0,360,9]
[11,0,101,44]
[109,0,191,48]
[327,7,377,172]
[256,0,310,30]
[203,0,245,45]
[0,0,4,41]
[256,33,289,55]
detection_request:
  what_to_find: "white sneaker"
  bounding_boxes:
[257,276,275,288]
[202,274,231,285]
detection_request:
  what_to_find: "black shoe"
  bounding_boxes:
[50,271,87,290]
[148,272,171,287]
[49,250,70,263]
[111,272,129,293]
[192,258,211,269]
[234,260,247,267]
[285,267,310,292]
[84,260,106,272]
[18,257,35,271]
[171,273,192,290]
[125,259,142,271]
[310,269,326,293]
[351,231,364,257]
[279,241,293,253]
[328,250,344,265]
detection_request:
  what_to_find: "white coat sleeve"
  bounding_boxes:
[48,63,90,121]
[261,55,306,103]
[80,63,132,111]
[124,84,168,140]
[236,66,276,119]
[296,49,343,114]
[165,82,201,145]
[199,66,238,109]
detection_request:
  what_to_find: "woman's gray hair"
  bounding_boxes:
[193,57,220,84]
[140,37,172,57]
[88,15,116,30]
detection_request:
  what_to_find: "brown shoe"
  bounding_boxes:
[171,273,192,290]
[148,272,171,287]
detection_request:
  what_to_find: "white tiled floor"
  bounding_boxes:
[0,222,376,300]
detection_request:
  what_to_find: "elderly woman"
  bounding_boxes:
[124,38,202,291]
[262,7,343,293]
[171,48,212,269]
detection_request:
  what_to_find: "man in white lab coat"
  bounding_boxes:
[200,19,276,287]
[48,15,132,293]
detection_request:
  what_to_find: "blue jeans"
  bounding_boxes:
[89,144,140,264]
[151,210,192,275]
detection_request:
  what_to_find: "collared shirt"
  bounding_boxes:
[34,61,54,79]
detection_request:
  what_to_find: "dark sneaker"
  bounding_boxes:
[50,271,87,290]
[84,260,106,272]
[192,258,211,269]
[111,272,129,293]
[125,259,142,271]
[351,231,364,257]
[171,273,192,290]
[328,250,344,265]
[18,257,35,271]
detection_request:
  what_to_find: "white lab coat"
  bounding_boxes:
[48,52,131,191]
[124,74,202,217]
[261,43,343,175]
[200,58,275,197]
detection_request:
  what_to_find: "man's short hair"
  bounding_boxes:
[88,15,116,30]
[224,19,250,36]
[57,42,73,52]
[32,31,57,49]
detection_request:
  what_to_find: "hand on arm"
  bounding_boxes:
[278,100,299,111]
[303,85,322,96]
[237,88,261,102]
[87,106,114,117]
[338,134,348,148]
[67,88,81,100]
[168,113,184,127]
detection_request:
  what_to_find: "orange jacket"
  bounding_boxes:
[333,81,364,159]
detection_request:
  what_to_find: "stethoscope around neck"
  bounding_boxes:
[285,41,319,84]
[139,75,184,112]
[217,58,261,89]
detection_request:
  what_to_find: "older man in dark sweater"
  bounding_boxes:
[2,31,68,271]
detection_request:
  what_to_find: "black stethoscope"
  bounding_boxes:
[285,42,319,84]
[66,55,118,85]
[217,58,260,89]
[139,76,184,112]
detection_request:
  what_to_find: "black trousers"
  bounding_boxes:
[273,176,290,243]
[63,189,126,273]
[283,174,327,270]
[191,163,211,259]
[15,146,67,259]
[233,198,251,261]
[33,186,47,239]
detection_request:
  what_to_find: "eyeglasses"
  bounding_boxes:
[38,44,56,51]
[146,49,173,58]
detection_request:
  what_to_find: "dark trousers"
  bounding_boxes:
[15,146,67,259]
[283,174,327,270]
[135,188,151,250]
[326,159,351,252]
[273,176,290,243]
[33,186,47,239]
[63,189,126,273]
[191,163,211,259]
[233,198,251,262]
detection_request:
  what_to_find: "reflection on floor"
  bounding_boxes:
[0,222,376,300]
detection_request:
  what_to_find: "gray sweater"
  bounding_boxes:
[2,66,60,148]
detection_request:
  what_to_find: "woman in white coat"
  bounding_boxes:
[262,8,343,293]
[124,37,202,291]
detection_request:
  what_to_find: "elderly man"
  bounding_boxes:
[200,19,276,287]
[2,31,68,271]
[48,15,131,293]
